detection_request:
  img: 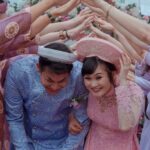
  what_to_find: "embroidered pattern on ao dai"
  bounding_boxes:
[84,82,144,150]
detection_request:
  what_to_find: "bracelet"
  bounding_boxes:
[45,12,56,23]
[106,5,113,20]
[59,31,66,40]
[65,30,70,40]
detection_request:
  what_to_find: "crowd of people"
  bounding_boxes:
[0,0,150,150]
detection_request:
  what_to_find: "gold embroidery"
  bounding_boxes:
[16,48,26,54]
[5,22,19,39]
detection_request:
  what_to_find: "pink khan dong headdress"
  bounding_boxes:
[75,37,123,73]
[0,1,7,13]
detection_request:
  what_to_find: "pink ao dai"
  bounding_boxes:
[84,82,144,150]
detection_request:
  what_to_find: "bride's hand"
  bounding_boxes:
[119,53,132,85]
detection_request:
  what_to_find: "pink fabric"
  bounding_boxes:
[0,9,39,61]
[0,11,31,46]
[0,34,37,57]
[1,45,38,60]
[0,1,7,13]
[84,82,144,150]
[75,37,123,73]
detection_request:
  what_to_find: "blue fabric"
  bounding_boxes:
[4,55,89,150]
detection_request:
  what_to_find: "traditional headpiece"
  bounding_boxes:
[38,46,77,64]
[75,37,123,73]
[0,1,7,13]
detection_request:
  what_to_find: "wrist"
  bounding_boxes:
[45,12,57,23]
[67,30,74,39]
[59,30,70,40]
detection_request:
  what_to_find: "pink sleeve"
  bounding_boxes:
[115,82,145,130]
[0,9,31,52]
[0,33,37,57]
[2,45,38,60]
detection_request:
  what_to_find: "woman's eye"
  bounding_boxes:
[84,77,91,80]
[96,76,102,80]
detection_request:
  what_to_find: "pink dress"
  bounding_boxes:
[84,82,144,150]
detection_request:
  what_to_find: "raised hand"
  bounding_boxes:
[73,7,93,25]
[68,113,83,134]
[127,71,135,82]
[83,3,105,19]
[94,17,114,32]
[90,23,107,38]
[68,16,93,39]
[119,53,131,85]
[79,7,92,16]
[51,0,81,17]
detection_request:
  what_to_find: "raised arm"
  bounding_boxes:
[116,54,144,131]
[0,0,79,54]
[82,0,150,44]
[30,0,80,38]
[38,16,93,45]
[89,24,125,51]
[112,28,142,62]
[109,17,149,51]
[115,81,144,131]
[40,7,92,35]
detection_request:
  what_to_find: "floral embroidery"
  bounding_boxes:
[98,94,117,112]
[16,48,26,54]
[70,93,88,109]
[5,22,19,39]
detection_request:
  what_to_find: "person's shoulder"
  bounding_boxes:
[10,55,38,67]
[9,55,38,72]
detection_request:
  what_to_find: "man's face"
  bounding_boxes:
[39,67,70,94]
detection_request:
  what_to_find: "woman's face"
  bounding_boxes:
[83,64,114,98]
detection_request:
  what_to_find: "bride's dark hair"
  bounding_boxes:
[82,56,116,84]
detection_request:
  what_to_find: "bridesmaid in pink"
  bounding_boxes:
[75,37,145,150]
